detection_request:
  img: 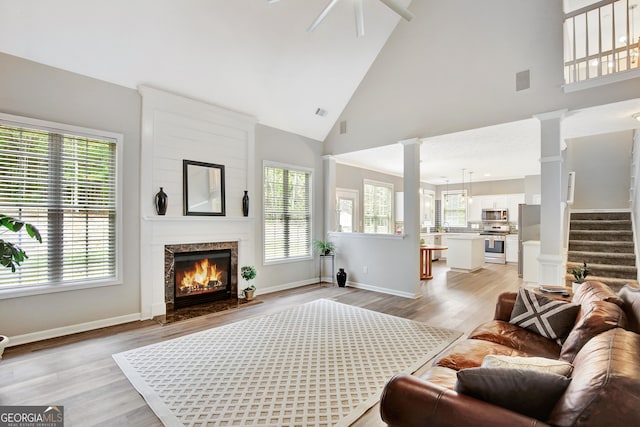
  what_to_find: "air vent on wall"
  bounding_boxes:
[340,120,347,134]
[516,70,530,91]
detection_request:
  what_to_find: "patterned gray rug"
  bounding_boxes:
[113,299,461,427]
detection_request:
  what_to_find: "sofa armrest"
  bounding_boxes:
[495,292,518,321]
[380,374,548,427]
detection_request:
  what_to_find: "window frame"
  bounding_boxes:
[441,189,468,228]
[363,179,394,234]
[262,160,313,265]
[0,112,123,299]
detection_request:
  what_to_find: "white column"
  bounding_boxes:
[323,155,337,234]
[401,138,421,295]
[536,110,567,285]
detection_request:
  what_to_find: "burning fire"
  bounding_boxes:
[178,258,224,294]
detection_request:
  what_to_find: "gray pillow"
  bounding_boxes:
[510,288,580,341]
[455,367,571,420]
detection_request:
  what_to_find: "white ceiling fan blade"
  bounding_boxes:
[355,0,365,37]
[378,0,414,21]
[308,0,342,32]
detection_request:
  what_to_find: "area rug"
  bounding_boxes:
[113,299,461,427]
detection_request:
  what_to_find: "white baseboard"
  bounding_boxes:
[257,278,319,295]
[8,313,142,347]
[346,281,418,299]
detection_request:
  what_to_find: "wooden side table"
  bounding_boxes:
[420,246,448,280]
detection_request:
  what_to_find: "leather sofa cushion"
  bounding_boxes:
[435,339,531,371]
[572,280,623,307]
[455,367,571,421]
[419,365,458,390]
[560,300,627,363]
[469,320,561,359]
[618,284,640,333]
[548,328,640,427]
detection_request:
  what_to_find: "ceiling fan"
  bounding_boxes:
[268,0,414,37]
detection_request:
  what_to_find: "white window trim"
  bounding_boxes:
[262,160,313,265]
[441,189,468,227]
[0,112,124,299]
[421,188,436,227]
[363,179,394,234]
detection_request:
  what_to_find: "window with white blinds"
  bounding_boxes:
[442,190,467,227]
[0,115,119,291]
[363,179,393,234]
[263,163,312,263]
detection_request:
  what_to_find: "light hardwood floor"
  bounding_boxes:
[0,261,523,426]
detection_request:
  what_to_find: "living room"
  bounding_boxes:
[1,1,640,426]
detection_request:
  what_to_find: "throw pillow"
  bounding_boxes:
[482,355,573,377]
[618,285,640,334]
[510,288,580,341]
[455,367,571,420]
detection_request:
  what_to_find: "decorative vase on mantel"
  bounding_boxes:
[242,190,249,217]
[155,187,168,216]
[337,268,347,287]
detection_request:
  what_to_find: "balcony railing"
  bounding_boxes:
[564,0,639,84]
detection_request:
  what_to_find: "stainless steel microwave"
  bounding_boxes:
[482,208,508,222]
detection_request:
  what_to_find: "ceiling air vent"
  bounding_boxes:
[340,120,347,134]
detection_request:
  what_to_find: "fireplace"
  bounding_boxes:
[165,241,238,311]
[174,249,231,308]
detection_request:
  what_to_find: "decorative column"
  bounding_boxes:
[536,110,567,285]
[323,155,337,234]
[401,138,421,295]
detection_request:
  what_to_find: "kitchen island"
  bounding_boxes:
[446,234,485,272]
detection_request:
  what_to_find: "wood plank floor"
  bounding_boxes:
[0,261,523,426]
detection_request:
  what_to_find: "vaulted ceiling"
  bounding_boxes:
[0,0,412,141]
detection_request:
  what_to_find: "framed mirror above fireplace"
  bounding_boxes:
[183,159,226,216]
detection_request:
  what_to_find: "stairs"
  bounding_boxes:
[566,211,639,292]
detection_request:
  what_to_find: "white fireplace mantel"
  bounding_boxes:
[138,86,257,319]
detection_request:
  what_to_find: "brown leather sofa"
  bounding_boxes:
[380,281,640,426]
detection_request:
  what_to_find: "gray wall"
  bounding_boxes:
[324,0,640,154]
[0,53,141,337]
[566,131,633,210]
[254,124,323,290]
[435,178,525,199]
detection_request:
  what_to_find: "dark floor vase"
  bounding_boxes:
[155,187,168,215]
[337,268,347,287]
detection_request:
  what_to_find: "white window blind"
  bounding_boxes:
[263,164,312,263]
[442,190,467,227]
[0,120,117,289]
[363,180,393,234]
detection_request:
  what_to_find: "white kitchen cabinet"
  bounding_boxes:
[421,233,443,260]
[440,234,448,260]
[505,234,518,263]
[467,198,483,222]
[507,194,525,224]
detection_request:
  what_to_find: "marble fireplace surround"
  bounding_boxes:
[164,241,239,311]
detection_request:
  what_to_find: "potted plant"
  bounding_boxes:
[571,261,591,293]
[313,239,335,256]
[0,214,42,359]
[241,265,257,301]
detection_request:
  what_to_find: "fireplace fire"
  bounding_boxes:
[173,249,231,308]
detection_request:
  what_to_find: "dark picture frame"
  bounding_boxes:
[183,160,226,216]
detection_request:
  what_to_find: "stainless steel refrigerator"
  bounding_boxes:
[518,204,541,277]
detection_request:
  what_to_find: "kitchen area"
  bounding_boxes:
[418,191,540,279]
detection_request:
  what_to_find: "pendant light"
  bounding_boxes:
[468,171,473,204]
[445,178,449,205]
[461,168,466,202]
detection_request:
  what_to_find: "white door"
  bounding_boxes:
[336,188,359,232]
